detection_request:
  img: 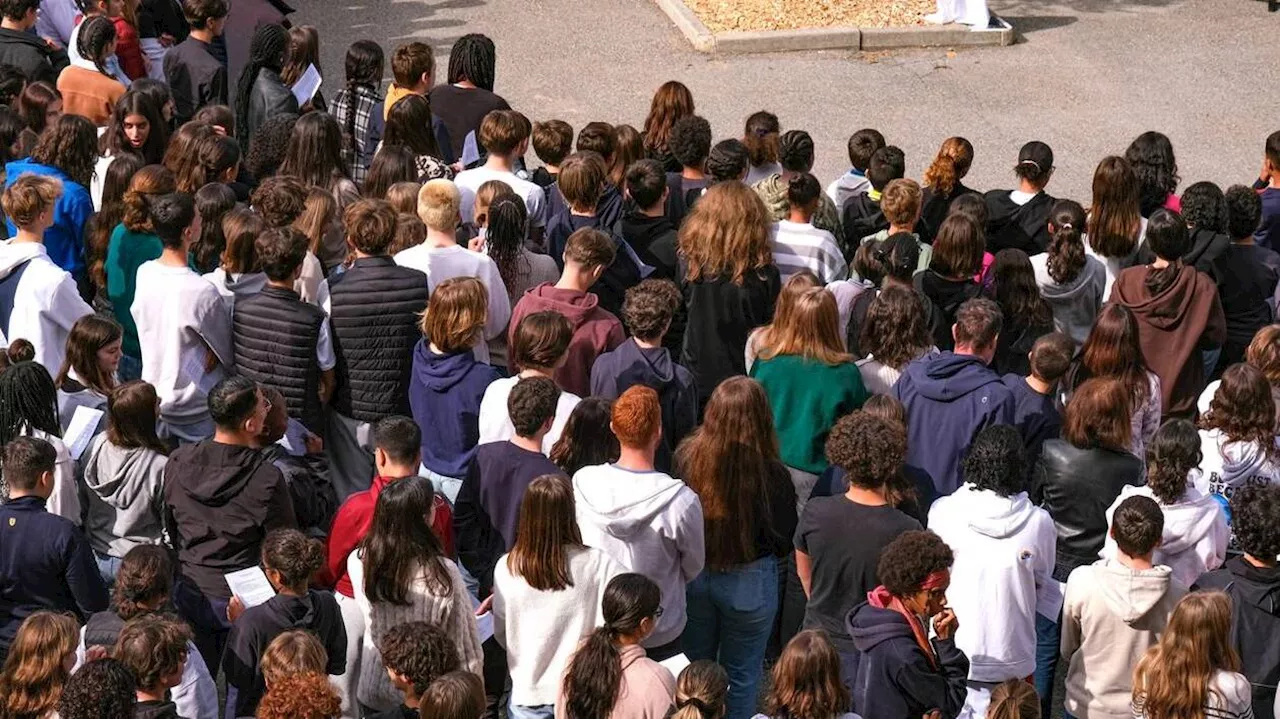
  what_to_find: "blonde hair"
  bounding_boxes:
[260,630,328,687]
[987,679,1040,719]
[880,178,922,227]
[1,174,62,227]
[1133,592,1241,719]
[0,611,79,719]
[420,276,487,353]
[756,284,850,365]
[291,187,336,256]
[416,179,461,232]
[678,181,773,284]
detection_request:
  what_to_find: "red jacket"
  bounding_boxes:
[322,474,456,597]
[112,17,145,80]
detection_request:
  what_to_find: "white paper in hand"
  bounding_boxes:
[659,653,691,677]
[225,567,276,608]
[64,406,104,461]
[475,611,495,643]
[291,63,322,105]
[277,418,310,457]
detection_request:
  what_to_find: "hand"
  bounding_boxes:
[304,432,323,455]
[160,32,175,47]
[226,596,246,623]
[932,608,958,641]
[203,349,218,373]
[85,645,109,662]
[475,595,493,616]
[211,124,227,137]
[924,711,942,719]
[467,236,485,252]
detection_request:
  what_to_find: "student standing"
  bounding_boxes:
[54,315,120,437]
[1030,199,1106,347]
[454,109,547,232]
[112,614,194,719]
[914,213,983,351]
[130,192,232,442]
[621,159,679,281]
[1255,131,1280,249]
[1212,185,1280,372]
[105,166,174,380]
[234,24,298,150]
[0,611,80,713]
[841,145,905,245]
[0,361,79,523]
[752,130,841,240]
[1086,156,1146,295]
[989,249,1055,376]
[482,194,558,363]
[428,34,509,162]
[1002,332,1073,468]
[827,128,885,212]
[56,16,126,126]
[769,172,848,283]
[742,111,781,186]
[573,386,705,661]
[163,0,227,125]
[919,137,979,244]
[479,311,582,453]
[0,174,92,373]
[984,141,1056,255]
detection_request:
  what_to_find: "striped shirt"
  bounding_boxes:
[770,220,848,283]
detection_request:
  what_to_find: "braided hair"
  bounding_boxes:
[485,193,527,296]
[0,362,61,497]
[339,40,384,173]
[445,34,496,92]
[234,23,289,144]
[77,16,118,79]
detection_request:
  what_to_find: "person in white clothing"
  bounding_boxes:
[478,310,580,454]
[926,0,989,27]
[928,425,1056,719]
[397,179,510,364]
[0,174,93,374]
[572,385,704,661]
[454,110,548,236]
[494,474,622,718]
[131,192,233,443]
[1102,420,1228,587]
[770,172,847,284]
[0,360,80,523]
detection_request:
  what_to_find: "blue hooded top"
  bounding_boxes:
[408,340,502,478]
[847,602,970,719]
[892,351,1016,498]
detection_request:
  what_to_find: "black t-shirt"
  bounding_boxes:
[1211,243,1280,347]
[427,84,511,160]
[913,271,980,350]
[795,495,920,651]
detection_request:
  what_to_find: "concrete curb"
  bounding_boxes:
[651,0,1016,53]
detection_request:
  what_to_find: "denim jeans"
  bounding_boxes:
[118,354,142,382]
[507,704,553,719]
[684,554,779,719]
[1034,611,1061,719]
[422,465,464,505]
[93,550,122,589]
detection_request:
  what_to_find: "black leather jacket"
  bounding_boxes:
[244,69,299,147]
[1033,439,1143,582]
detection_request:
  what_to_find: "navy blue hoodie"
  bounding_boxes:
[892,352,1016,498]
[409,341,502,478]
[590,338,698,474]
[847,602,969,719]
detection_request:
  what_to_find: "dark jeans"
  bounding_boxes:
[771,552,806,659]
[173,577,231,679]
[1034,611,1061,719]
[482,637,507,719]
[645,634,683,663]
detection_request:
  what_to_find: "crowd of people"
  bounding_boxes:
[0,1,1278,719]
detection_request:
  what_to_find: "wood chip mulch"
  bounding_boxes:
[682,0,935,32]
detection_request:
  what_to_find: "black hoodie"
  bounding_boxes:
[621,211,679,281]
[163,442,297,599]
[847,602,970,719]
[1194,557,1280,719]
[0,28,66,85]
[1135,227,1231,277]
[985,189,1056,255]
[223,590,347,716]
[134,699,182,719]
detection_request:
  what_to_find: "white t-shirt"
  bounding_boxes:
[454,167,548,228]
[393,243,511,349]
[0,241,92,375]
[769,220,848,283]
[133,261,233,426]
[477,375,580,454]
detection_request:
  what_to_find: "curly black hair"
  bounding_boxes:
[961,425,1026,497]
[58,659,136,719]
[1124,131,1179,218]
[1179,181,1227,234]
[1231,484,1280,560]
[877,530,954,597]
[1225,184,1263,241]
[245,113,300,181]
[669,115,711,168]
[824,410,906,490]
[379,621,460,695]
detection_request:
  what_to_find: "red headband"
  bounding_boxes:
[920,570,950,592]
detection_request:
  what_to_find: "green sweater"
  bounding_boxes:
[104,224,163,358]
[750,354,868,474]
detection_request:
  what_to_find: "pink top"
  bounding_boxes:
[975,251,995,287]
[1163,193,1182,213]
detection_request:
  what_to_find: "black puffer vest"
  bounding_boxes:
[232,286,327,433]
[327,257,429,422]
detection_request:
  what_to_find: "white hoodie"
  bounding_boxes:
[572,463,705,648]
[1101,479,1228,587]
[1197,429,1280,552]
[0,241,92,374]
[928,484,1057,682]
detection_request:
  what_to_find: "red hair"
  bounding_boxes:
[611,386,661,448]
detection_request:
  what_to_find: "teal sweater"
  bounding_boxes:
[104,224,163,358]
[751,354,868,474]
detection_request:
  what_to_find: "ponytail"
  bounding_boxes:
[987,679,1041,719]
[922,137,974,196]
[671,660,729,719]
[561,627,623,719]
[1144,261,1182,296]
[1046,199,1087,285]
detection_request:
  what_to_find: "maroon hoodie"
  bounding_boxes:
[508,282,625,396]
[1110,264,1226,418]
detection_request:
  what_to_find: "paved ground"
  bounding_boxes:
[299,0,1279,208]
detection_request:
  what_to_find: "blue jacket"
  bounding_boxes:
[892,352,1016,498]
[5,159,93,280]
[408,341,501,478]
[0,496,108,658]
[847,602,970,719]
[590,338,697,474]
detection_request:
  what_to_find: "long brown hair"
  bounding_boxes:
[292,186,337,256]
[671,660,729,719]
[756,287,850,365]
[755,271,819,350]
[121,164,176,233]
[641,80,693,157]
[111,544,172,621]
[0,611,79,719]
[1062,377,1132,452]
[55,315,121,397]
[1088,156,1142,259]
[861,284,933,370]
[161,122,215,196]
[562,574,661,719]
[86,153,146,290]
[31,114,97,187]
[1200,364,1280,463]
[105,381,169,456]
[678,181,773,285]
[763,630,851,719]
[1070,303,1152,407]
[280,25,321,88]
[922,136,973,196]
[361,476,451,604]
[505,474,583,591]
[1132,592,1240,719]
[609,124,642,188]
[220,207,265,274]
[676,377,781,570]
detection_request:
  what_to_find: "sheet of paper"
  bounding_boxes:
[475,611,494,643]
[1036,577,1065,621]
[291,63,322,105]
[659,653,690,678]
[180,350,221,395]
[225,566,276,608]
[277,418,310,457]
[63,406,104,461]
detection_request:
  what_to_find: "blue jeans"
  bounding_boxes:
[507,703,553,719]
[93,551,122,589]
[1035,611,1061,719]
[684,554,779,719]
[118,354,141,382]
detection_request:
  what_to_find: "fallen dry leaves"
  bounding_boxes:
[682,0,934,32]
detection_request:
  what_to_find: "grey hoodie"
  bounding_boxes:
[1031,252,1107,349]
[79,434,168,558]
[1062,559,1186,719]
